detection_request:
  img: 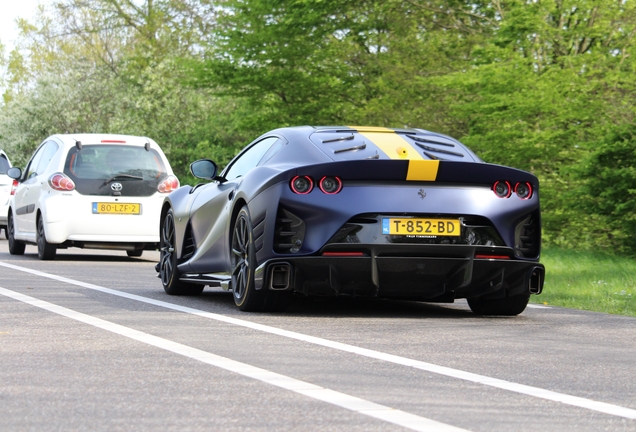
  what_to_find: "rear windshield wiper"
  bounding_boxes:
[102,174,143,186]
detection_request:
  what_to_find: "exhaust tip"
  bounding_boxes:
[528,266,544,295]
[269,263,291,290]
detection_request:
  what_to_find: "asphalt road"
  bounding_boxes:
[1,240,635,431]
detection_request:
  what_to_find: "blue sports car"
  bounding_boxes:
[157,126,544,315]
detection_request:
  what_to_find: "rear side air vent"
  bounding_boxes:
[515,213,540,258]
[182,224,195,260]
[274,208,306,253]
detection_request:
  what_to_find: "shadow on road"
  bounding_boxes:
[0,251,159,263]
[194,289,479,319]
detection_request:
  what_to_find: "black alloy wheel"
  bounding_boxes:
[231,206,266,310]
[7,214,25,255]
[467,293,531,316]
[37,215,57,260]
[231,206,291,312]
[159,209,203,295]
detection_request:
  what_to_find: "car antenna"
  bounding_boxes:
[144,141,150,151]
[75,140,82,150]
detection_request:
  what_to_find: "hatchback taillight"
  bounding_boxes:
[158,175,179,193]
[10,179,18,196]
[49,173,76,191]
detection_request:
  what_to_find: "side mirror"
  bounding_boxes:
[7,167,22,180]
[190,159,219,181]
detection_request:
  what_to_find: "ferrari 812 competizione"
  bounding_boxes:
[157,126,544,315]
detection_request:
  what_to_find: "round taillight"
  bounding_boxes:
[49,173,76,191]
[319,176,342,194]
[158,175,180,193]
[493,181,511,198]
[290,176,313,194]
[515,182,533,199]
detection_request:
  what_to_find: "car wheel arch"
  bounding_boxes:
[229,198,248,239]
[160,202,172,226]
[36,210,44,233]
[161,202,185,260]
[7,206,18,237]
[227,198,249,266]
[36,209,57,260]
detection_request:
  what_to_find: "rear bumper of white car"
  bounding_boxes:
[41,194,163,245]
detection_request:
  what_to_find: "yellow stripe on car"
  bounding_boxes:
[406,159,439,181]
[355,129,425,161]
[349,127,439,180]
[351,126,397,133]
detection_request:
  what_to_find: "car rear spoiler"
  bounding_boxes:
[287,160,538,186]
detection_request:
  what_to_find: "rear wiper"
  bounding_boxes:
[102,174,143,186]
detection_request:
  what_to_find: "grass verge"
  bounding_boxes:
[530,247,636,317]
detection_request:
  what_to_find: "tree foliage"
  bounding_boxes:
[3,0,636,254]
[0,0,245,179]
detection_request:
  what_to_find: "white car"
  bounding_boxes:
[7,134,179,260]
[0,150,14,239]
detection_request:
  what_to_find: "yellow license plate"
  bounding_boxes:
[92,202,141,215]
[382,218,461,236]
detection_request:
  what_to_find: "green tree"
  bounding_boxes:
[576,126,636,254]
[0,0,246,180]
[190,0,492,130]
[427,0,636,251]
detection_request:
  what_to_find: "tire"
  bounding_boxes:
[127,250,143,258]
[37,215,57,260]
[7,214,25,255]
[232,206,266,310]
[231,206,291,312]
[159,209,203,295]
[467,293,530,316]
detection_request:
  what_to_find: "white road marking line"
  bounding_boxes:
[0,286,469,432]
[1,261,635,420]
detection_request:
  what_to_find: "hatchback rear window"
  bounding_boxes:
[64,145,168,197]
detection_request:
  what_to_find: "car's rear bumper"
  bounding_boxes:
[254,245,544,301]
[42,194,163,244]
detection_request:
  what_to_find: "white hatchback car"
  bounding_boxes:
[7,134,179,260]
[0,149,14,238]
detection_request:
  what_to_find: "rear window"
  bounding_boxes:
[64,145,168,197]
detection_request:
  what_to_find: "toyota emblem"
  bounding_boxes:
[111,183,123,191]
